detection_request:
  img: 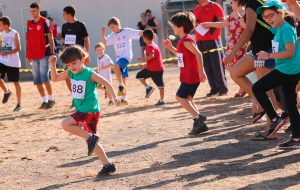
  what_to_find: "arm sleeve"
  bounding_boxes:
[106,34,114,46]
[282,27,296,45]
[80,22,89,38]
[105,54,114,65]
[44,20,51,34]
[126,28,142,40]
[214,3,224,19]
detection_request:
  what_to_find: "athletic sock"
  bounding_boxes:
[42,96,48,103]
[48,95,54,101]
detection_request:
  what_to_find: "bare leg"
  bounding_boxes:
[159,88,164,101]
[139,79,148,88]
[112,64,124,86]
[176,95,198,118]
[14,82,21,104]
[188,96,198,113]
[44,81,53,96]
[36,84,46,97]
[61,116,109,164]
[0,79,8,92]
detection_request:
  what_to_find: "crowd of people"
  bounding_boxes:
[1,0,300,176]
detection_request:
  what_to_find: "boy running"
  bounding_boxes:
[49,45,120,175]
[163,12,208,136]
[95,42,114,106]
[136,29,165,105]
[0,16,22,111]
[100,17,142,104]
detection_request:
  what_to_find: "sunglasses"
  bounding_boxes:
[262,12,277,20]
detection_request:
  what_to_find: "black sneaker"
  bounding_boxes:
[45,100,56,109]
[155,100,165,106]
[98,163,116,176]
[206,91,217,97]
[218,90,228,96]
[279,138,300,149]
[39,102,48,109]
[2,90,12,104]
[266,116,287,138]
[145,86,155,98]
[13,104,23,111]
[118,85,126,96]
[284,125,292,133]
[189,115,208,136]
[87,134,99,156]
[189,123,209,136]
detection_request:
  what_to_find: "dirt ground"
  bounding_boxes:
[0,65,300,190]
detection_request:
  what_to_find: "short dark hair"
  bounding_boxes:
[47,16,53,22]
[59,45,88,64]
[63,6,76,17]
[94,42,105,50]
[30,2,40,9]
[0,16,11,26]
[145,9,152,14]
[107,17,120,26]
[237,0,247,7]
[170,11,195,34]
[143,29,154,40]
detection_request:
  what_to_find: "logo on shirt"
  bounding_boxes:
[37,25,41,31]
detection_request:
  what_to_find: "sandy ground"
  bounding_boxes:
[0,65,300,190]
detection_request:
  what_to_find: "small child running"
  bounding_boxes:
[136,29,165,105]
[49,45,120,175]
[95,42,114,106]
[163,11,208,136]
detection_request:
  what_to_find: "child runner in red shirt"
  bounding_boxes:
[163,11,208,136]
[136,29,165,105]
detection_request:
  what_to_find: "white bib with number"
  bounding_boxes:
[65,34,76,45]
[177,53,184,68]
[272,40,279,53]
[254,60,265,68]
[71,79,86,99]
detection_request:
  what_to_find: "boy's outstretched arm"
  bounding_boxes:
[91,73,120,105]
[49,55,69,82]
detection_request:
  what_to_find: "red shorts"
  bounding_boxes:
[71,112,100,134]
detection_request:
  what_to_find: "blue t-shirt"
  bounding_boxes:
[273,22,300,75]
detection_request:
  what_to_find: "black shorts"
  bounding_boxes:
[0,63,20,82]
[176,82,200,99]
[136,68,164,88]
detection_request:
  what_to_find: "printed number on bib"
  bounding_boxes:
[272,41,279,53]
[65,35,76,45]
[71,79,86,99]
[177,53,184,68]
[116,43,126,49]
[254,60,265,68]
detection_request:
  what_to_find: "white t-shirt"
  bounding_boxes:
[0,29,21,68]
[97,54,114,83]
[106,28,141,62]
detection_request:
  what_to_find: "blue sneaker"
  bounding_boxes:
[145,86,155,98]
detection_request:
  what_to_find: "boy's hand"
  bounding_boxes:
[223,52,234,66]
[199,71,206,82]
[84,56,90,65]
[27,59,32,65]
[257,51,268,60]
[101,26,106,36]
[139,63,146,69]
[296,81,300,93]
[48,55,57,67]
[162,39,172,48]
[201,23,210,29]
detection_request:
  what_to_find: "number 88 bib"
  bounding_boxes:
[71,79,86,99]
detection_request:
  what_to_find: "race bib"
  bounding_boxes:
[71,79,86,99]
[177,53,184,68]
[254,60,265,68]
[272,40,279,53]
[65,35,76,45]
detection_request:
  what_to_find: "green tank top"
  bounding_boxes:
[68,67,100,112]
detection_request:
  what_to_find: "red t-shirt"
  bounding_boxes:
[193,1,224,41]
[177,35,200,84]
[146,43,164,72]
